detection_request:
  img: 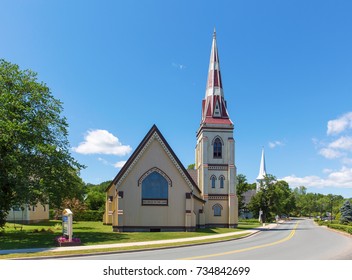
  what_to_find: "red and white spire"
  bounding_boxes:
[201,29,232,125]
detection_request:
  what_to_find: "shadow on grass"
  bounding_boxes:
[196,228,218,234]
[0,231,58,250]
[0,230,131,250]
[75,232,130,245]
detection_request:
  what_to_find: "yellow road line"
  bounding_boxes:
[179,221,300,260]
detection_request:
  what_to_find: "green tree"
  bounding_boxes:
[0,59,84,228]
[248,174,295,222]
[84,180,111,211]
[305,193,318,217]
[326,194,344,221]
[340,199,352,224]
[187,163,195,170]
[236,174,256,214]
[293,186,307,216]
[85,190,105,210]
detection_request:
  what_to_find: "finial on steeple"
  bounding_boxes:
[213,27,216,38]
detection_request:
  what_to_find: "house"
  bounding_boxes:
[6,203,49,224]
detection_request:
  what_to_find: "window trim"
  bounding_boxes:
[210,175,217,188]
[139,168,171,206]
[212,203,223,216]
[213,137,223,158]
[219,175,225,188]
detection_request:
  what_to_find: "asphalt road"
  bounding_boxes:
[62,218,352,260]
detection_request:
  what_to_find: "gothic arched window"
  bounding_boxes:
[219,175,225,188]
[213,137,222,158]
[141,171,169,206]
[210,175,217,188]
[212,204,223,216]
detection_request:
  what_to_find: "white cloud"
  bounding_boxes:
[114,161,127,168]
[319,147,344,159]
[281,174,324,188]
[73,129,132,156]
[98,157,109,165]
[342,158,352,165]
[172,62,186,70]
[281,166,352,189]
[317,113,352,160]
[327,112,352,135]
[329,136,352,151]
[269,140,284,149]
[287,112,352,193]
[318,136,352,160]
[323,168,333,174]
[312,138,319,145]
[97,158,127,169]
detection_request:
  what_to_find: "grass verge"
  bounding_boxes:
[0,232,251,259]
[0,220,260,259]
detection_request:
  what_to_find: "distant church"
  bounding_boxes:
[104,31,238,232]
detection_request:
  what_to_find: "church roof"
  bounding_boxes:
[187,168,198,185]
[108,125,202,195]
[201,29,233,126]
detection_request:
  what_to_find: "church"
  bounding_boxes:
[103,31,238,232]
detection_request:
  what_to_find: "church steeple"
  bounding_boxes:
[256,147,267,190]
[195,29,238,228]
[201,29,232,125]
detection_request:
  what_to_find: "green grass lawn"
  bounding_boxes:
[0,220,261,251]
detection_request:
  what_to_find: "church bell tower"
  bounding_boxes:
[195,30,238,227]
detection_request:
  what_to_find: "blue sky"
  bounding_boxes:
[2,0,352,198]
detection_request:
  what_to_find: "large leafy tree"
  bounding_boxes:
[0,59,84,228]
[85,181,111,211]
[236,174,256,213]
[248,174,295,222]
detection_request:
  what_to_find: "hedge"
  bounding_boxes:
[327,223,352,235]
[74,210,104,221]
[49,209,104,221]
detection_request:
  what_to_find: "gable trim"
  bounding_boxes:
[108,125,201,194]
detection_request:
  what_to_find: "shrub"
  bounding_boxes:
[53,223,62,230]
[327,223,352,235]
[49,209,55,220]
[239,218,260,224]
[73,210,104,221]
[50,210,104,222]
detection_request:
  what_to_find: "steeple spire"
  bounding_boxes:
[201,29,232,125]
[256,147,267,191]
[256,147,267,180]
[206,28,223,97]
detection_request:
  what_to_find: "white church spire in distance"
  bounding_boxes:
[256,147,267,190]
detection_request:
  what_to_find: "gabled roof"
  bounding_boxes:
[107,125,201,195]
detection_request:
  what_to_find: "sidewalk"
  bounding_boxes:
[0,223,278,256]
